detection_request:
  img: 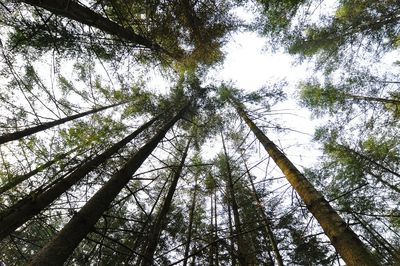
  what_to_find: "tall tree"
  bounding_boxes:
[140,139,191,266]
[0,115,158,239]
[0,101,126,145]
[28,103,189,265]
[220,133,257,266]
[19,0,166,53]
[0,148,76,195]
[183,163,199,266]
[256,0,400,67]
[241,156,284,266]
[225,90,379,266]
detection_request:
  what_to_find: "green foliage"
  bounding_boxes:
[0,0,399,265]
[275,212,336,265]
[59,115,125,148]
[362,136,399,162]
[257,0,400,72]
[204,172,217,191]
[299,82,346,116]
[3,0,239,68]
[218,82,286,110]
[255,0,308,37]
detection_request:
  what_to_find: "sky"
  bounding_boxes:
[205,29,324,169]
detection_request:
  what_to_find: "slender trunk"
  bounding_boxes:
[367,171,400,194]
[354,215,400,263]
[183,174,198,266]
[20,0,164,53]
[0,148,75,195]
[209,193,214,266]
[221,133,256,266]
[227,204,236,266]
[0,116,158,240]
[242,159,284,266]
[140,139,191,266]
[335,144,400,193]
[0,101,125,145]
[128,176,170,265]
[347,94,400,105]
[231,99,379,266]
[28,106,188,266]
[214,186,219,266]
[339,144,400,179]
[190,245,197,266]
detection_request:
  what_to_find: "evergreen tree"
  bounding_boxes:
[0,1,398,265]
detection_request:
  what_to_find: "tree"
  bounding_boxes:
[0,115,158,240]
[28,102,189,265]
[223,88,379,266]
[241,155,284,265]
[182,156,200,266]
[19,0,168,54]
[0,148,76,194]
[140,139,191,266]
[300,82,400,117]
[0,101,126,145]
[255,0,400,68]
[4,0,238,68]
[0,0,398,265]
[220,132,257,265]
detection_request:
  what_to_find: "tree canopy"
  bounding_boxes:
[0,0,398,265]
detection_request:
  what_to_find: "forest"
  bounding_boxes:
[0,0,399,265]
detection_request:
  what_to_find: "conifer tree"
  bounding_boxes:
[224,89,379,266]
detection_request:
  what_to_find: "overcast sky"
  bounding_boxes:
[204,29,324,169]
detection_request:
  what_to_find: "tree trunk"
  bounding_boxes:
[208,193,214,266]
[354,215,400,263]
[334,143,400,193]
[0,101,126,145]
[367,171,400,194]
[0,115,158,240]
[221,133,256,266]
[214,186,219,266]
[231,99,379,266]
[242,158,284,266]
[0,148,75,195]
[20,0,165,53]
[339,144,400,179]
[183,173,198,266]
[140,139,191,266]
[190,244,197,266]
[127,176,170,265]
[227,203,236,266]
[28,105,188,266]
[347,94,400,105]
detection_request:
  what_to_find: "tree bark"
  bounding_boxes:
[140,139,191,266]
[231,99,379,266]
[183,173,198,266]
[0,101,125,145]
[28,105,188,265]
[0,115,158,240]
[20,0,165,53]
[227,203,236,266]
[208,193,214,266]
[214,185,219,266]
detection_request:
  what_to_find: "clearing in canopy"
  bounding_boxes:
[0,0,398,265]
